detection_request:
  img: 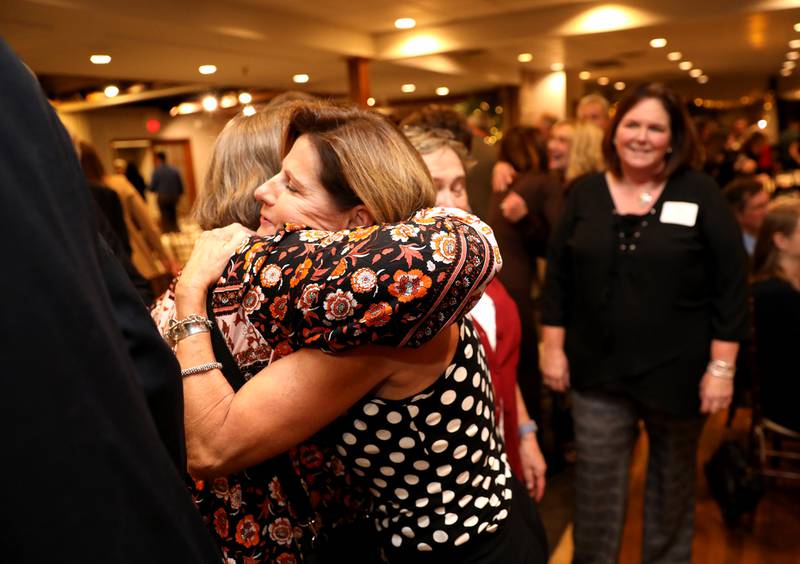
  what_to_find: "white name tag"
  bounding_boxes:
[660,201,698,227]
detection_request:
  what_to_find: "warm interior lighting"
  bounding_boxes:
[698,75,709,84]
[757,119,767,129]
[178,102,199,115]
[238,92,252,104]
[649,37,667,48]
[781,68,793,76]
[784,61,796,69]
[570,5,636,33]
[202,95,218,111]
[517,52,533,63]
[198,65,217,75]
[103,85,119,98]
[597,76,610,85]
[689,68,703,78]
[220,94,238,108]
[667,51,682,61]
[614,81,626,90]
[550,62,565,72]
[366,97,376,106]
[435,87,450,96]
[678,61,693,70]
[396,35,442,57]
[790,39,800,49]
[788,51,800,61]
[292,74,310,84]
[794,22,800,32]
[90,54,111,64]
[394,18,416,30]
[401,83,416,93]
[242,105,256,117]
[579,71,591,80]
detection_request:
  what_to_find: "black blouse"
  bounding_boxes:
[542,170,749,415]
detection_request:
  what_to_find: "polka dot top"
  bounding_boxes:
[333,318,514,557]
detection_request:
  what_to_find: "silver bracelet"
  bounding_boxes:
[180,361,223,378]
[165,314,213,345]
[519,420,539,439]
[708,359,735,380]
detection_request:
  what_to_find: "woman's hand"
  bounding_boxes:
[175,223,254,314]
[492,161,516,193]
[500,191,529,223]
[699,372,733,414]
[520,433,547,501]
[541,345,570,391]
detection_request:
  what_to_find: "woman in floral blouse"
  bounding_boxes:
[169,102,547,562]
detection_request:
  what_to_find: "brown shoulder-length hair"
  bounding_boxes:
[498,126,544,174]
[282,101,436,223]
[752,198,800,282]
[77,141,107,184]
[602,82,702,180]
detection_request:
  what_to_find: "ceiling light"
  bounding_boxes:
[579,71,591,80]
[401,83,416,93]
[292,73,310,84]
[242,105,256,117]
[169,106,180,117]
[667,51,682,61]
[238,92,252,104]
[597,76,610,85]
[366,97,376,106]
[689,68,703,78]
[103,85,119,98]
[177,102,199,115]
[678,61,693,70]
[757,119,767,129]
[790,39,800,49]
[201,95,218,111]
[781,67,793,76]
[784,60,796,69]
[788,51,800,60]
[649,37,667,48]
[795,23,800,32]
[435,86,450,96]
[198,64,217,75]
[614,81,626,90]
[394,18,416,29]
[90,54,111,65]
[550,62,565,71]
[220,94,238,108]
[517,52,533,63]
[697,75,709,84]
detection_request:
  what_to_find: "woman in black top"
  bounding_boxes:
[752,199,800,432]
[540,83,749,564]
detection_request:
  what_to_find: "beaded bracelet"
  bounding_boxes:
[708,359,735,380]
[180,361,223,378]
[518,420,539,439]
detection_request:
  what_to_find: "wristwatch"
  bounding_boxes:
[165,314,213,345]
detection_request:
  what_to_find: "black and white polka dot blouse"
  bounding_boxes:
[333,318,514,557]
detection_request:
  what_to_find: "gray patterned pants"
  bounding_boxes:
[571,389,705,564]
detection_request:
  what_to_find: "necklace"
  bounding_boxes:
[639,190,654,206]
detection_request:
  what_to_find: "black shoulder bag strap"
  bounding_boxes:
[205,293,327,558]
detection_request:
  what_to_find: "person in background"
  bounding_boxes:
[751,198,800,432]
[778,120,800,170]
[576,93,611,130]
[115,157,148,198]
[726,116,750,152]
[723,177,770,257]
[541,82,748,564]
[404,125,547,500]
[151,150,184,232]
[734,131,774,178]
[564,120,606,187]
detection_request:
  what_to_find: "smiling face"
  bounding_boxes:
[547,123,574,171]
[613,97,672,175]
[254,134,361,236]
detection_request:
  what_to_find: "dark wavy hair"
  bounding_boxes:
[602,82,702,180]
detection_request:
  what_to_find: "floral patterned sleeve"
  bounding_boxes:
[210,207,501,355]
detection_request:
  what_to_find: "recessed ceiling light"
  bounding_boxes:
[678,61,693,70]
[579,71,591,80]
[614,81,626,90]
[689,68,703,78]
[242,105,256,117]
[435,86,450,96]
[90,54,111,65]
[784,60,796,70]
[781,67,793,76]
[788,51,800,61]
[394,18,416,29]
[790,39,800,49]
[238,92,252,104]
[103,85,119,98]
[794,22,800,32]
[366,97,376,106]
[550,62,564,72]
[202,95,218,111]
[198,64,217,75]
[401,83,416,93]
[597,76,609,85]
[757,119,767,129]
[292,74,310,84]
[697,75,709,84]
[649,38,667,48]
[517,52,533,63]
[667,51,682,61]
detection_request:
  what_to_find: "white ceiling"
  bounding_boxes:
[3,0,800,104]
